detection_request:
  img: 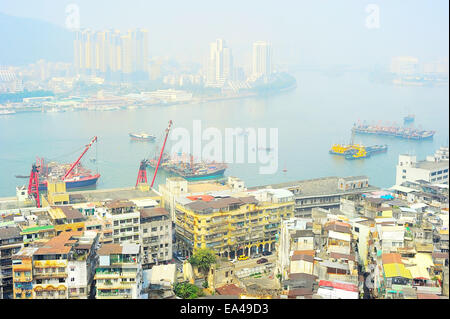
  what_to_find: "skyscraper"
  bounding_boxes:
[74,29,149,81]
[252,41,273,79]
[205,39,233,87]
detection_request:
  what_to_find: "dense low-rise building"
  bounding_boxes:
[251,176,378,218]
[105,200,141,245]
[94,243,142,299]
[175,188,294,259]
[140,207,172,268]
[0,226,23,299]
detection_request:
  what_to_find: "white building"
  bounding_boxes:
[67,231,99,299]
[205,39,233,87]
[277,218,313,280]
[95,243,142,299]
[105,200,141,245]
[390,56,419,75]
[395,152,449,185]
[378,225,405,253]
[252,41,273,80]
[141,89,193,103]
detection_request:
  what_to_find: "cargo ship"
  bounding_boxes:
[31,137,100,191]
[36,159,100,190]
[330,143,387,160]
[129,132,156,141]
[352,122,434,140]
[147,153,227,181]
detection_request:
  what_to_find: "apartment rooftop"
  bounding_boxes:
[67,187,159,204]
[34,231,83,255]
[250,176,378,197]
[187,182,231,194]
[104,199,136,209]
[0,226,21,240]
[184,195,256,212]
[140,207,169,219]
[415,160,449,170]
[97,243,139,256]
[12,246,39,259]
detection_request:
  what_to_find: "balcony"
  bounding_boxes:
[13,277,32,282]
[94,272,118,280]
[34,271,67,279]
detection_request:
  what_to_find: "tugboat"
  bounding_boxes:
[129,132,156,142]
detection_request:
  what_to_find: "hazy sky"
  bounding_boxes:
[0,0,448,68]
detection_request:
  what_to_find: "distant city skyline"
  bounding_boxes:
[0,0,448,67]
[74,28,149,81]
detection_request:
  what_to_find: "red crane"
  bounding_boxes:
[63,136,98,180]
[150,120,173,188]
[27,164,41,208]
[136,159,149,186]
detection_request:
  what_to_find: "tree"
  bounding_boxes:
[188,248,217,279]
[173,282,204,299]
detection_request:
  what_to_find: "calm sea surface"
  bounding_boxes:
[0,70,448,197]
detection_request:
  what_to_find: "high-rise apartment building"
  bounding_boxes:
[174,189,295,259]
[206,39,233,87]
[74,29,149,81]
[252,41,273,79]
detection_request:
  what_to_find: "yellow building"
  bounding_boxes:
[175,189,294,259]
[32,231,82,299]
[12,247,38,299]
[48,206,86,234]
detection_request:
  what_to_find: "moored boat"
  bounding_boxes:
[129,132,156,141]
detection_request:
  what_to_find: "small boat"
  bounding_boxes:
[129,132,156,142]
[0,110,16,115]
[15,175,30,179]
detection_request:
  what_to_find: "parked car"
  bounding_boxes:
[238,255,249,261]
[252,254,262,259]
[256,258,268,264]
[262,251,272,256]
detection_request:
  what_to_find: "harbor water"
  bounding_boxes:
[0,70,448,197]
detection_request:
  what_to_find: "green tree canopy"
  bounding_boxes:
[173,282,204,299]
[188,248,217,276]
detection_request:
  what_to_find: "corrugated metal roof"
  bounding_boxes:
[383,263,412,279]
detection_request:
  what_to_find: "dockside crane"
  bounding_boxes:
[136,120,173,189]
[62,136,98,181]
[150,120,173,188]
[27,164,41,208]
